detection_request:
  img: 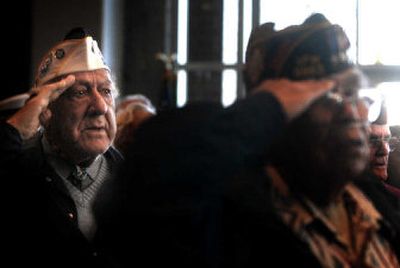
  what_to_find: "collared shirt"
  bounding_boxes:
[42,136,111,241]
[42,136,103,183]
[266,166,400,268]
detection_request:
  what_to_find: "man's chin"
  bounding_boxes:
[346,159,368,178]
[372,168,388,181]
[80,142,111,157]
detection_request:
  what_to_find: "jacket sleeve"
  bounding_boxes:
[211,91,286,168]
[122,91,286,189]
[0,122,23,165]
[95,91,288,267]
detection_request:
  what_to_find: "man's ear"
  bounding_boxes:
[39,108,52,128]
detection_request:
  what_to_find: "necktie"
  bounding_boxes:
[68,166,94,191]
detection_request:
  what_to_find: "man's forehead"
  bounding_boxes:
[72,69,112,81]
[370,124,391,136]
[309,102,336,123]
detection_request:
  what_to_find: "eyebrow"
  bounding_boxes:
[370,134,391,139]
[73,78,114,88]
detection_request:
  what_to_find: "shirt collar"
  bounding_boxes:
[266,165,382,236]
[41,136,103,180]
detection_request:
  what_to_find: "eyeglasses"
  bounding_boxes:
[369,136,399,152]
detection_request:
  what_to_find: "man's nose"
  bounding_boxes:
[341,99,362,121]
[88,89,108,115]
[375,140,391,155]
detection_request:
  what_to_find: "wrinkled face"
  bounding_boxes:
[297,69,369,184]
[303,90,370,180]
[46,69,117,164]
[388,132,400,184]
[369,124,391,181]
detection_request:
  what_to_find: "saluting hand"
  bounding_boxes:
[7,75,75,140]
[253,79,335,121]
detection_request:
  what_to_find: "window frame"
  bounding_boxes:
[174,0,400,106]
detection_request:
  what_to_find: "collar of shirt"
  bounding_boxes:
[265,165,382,242]
[41,136,103,180]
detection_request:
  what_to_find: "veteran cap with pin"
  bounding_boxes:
[34,27,109,86]
[244,13,353,89]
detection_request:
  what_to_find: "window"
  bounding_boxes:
[377,82,400,126]
[176,0,400,115]
[259,0,358,61]
[358,0,400,65]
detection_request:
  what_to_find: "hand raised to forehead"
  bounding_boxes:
[7,75,75,140]
[253,79,335,121]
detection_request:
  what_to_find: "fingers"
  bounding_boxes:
[299,79,335,97]
[255,79,334,95]
[40,75,76,102]
[6,75,75,140]
[287,79,336,105]
[253,79,335,121]
[39,108,52,127]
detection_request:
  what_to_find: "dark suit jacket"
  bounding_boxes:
[96,92,287,267]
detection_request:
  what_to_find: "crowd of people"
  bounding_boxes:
[1,13,399,268]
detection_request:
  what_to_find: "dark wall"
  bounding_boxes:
[122,0,166,106]
[2,3,32,100]
[2,0,102,100]
[20,0,167,108]
[31,0,103,84]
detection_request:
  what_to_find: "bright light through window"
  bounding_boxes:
[361,83,400,126]
[377,82,400,126]
[223,0,238,64]
[359,0,400,65]
[177,0,188,107]
[177,0,188,65]
[177,70,187,107]
[242,0,252,61]
[222,69,237,107]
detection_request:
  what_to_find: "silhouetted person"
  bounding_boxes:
[226,13,400,266]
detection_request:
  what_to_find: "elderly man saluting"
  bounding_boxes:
[0,28,122,268]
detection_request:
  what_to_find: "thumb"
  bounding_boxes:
[39,108,52,127]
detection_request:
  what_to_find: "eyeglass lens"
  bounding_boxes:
[369,137,399,152]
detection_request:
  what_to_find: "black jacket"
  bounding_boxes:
[97,92,287,267]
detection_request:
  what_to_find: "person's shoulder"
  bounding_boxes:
[383,182,400,199]
[150,101,223,124]
[354,175,398,206]
[354,175,400,228]
[132,101,224,143]
[21,133,42,150]
[105,146,124,163]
